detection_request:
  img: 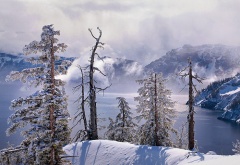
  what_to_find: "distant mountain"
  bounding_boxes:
[145,44,240,82]
[2,44,240,89]
[0,53,144,86]
[194,73,240,123]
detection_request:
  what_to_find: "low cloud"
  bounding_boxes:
[1,0,240,65]
[57,45,117,87]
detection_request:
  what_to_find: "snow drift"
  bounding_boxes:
[63,140,240,165]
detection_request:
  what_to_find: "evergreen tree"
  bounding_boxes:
[233,139,240,154]
[135,73,176,146]
[106,118,116,141]
[106,97,136,142]
[2,25,71,165]
[175,123,188,149]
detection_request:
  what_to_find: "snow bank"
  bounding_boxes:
[63,140,240,165]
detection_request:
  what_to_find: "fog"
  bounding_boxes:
[1,0,240,65]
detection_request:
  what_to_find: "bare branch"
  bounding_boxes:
[93,67,106,76]
[99,42,105,46]
[96,83,112,94]
[95,53,104,62]
[192,84,199,94]
[97,45,104,49]
[179,84,188,93]
[0,147,27,154]
[192,74,205,83]
[88,28,97,40]
[178,66,189,75]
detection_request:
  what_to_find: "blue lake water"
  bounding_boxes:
[1,84,240,155]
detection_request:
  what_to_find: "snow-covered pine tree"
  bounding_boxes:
[176,122,188,149]
[3,25,71,165]
[135,73,176,146]
[106,97,136,142]
[105,118,116,140]
[233,139,240,154]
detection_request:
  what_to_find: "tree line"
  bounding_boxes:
[0,24,221,165]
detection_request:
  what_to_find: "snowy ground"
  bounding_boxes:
[63,140,240,165]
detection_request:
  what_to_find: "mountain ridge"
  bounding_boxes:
[145,44,240,80]
[195,73,240,123]
[2,44,240,88]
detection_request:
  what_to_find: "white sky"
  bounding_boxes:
[1,0,240,64]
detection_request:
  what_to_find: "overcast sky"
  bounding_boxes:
[1,0,240,64]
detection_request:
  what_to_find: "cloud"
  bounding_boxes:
[1,0,240,64]
[57,45,117,87]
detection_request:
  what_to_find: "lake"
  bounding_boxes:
[1,84,240,155]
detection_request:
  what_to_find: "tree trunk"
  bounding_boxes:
[89,55,97,140]
[188,59,195,150]
[80,67,88,139]
[154,73,160,146]
[89,35,100,140]
[88,28,104,140]
[122,105,125,142]
[50,39,56,165]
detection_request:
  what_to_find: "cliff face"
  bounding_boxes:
[195,73,240,123]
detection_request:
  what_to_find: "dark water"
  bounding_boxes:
[0,83,25,149]
[175,107,240,155]
[1,85,240,155]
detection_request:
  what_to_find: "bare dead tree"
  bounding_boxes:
[72,65,89,141]
[72,28,111,141]
[178,58,204,150]
[87,27,110,140]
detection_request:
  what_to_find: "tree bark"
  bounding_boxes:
[50,39,56,165]
[154,73,160,146]
[188,59,195,150]
[122,103,125,142]
[80,67,88,139]
[89,28,102,140]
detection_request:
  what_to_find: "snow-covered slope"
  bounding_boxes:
[145,44,240,83]
[63,140,240,165]
[195,73,240,123]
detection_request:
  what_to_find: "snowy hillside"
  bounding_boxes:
[195,73,240,123]
[63,140,240,165]
[145,44,240,84]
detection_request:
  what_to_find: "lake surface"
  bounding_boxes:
[175,106,240,155]
[1,84,240,155]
